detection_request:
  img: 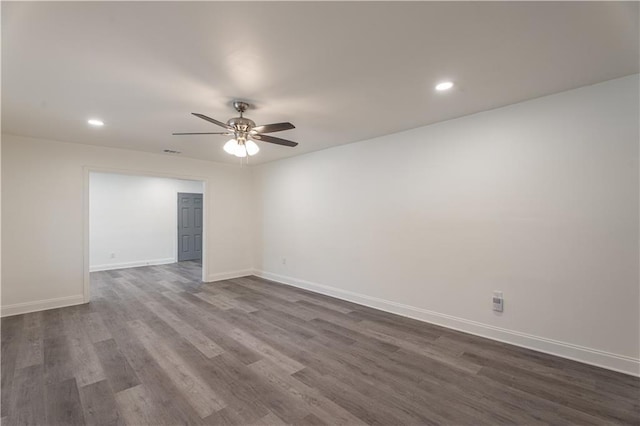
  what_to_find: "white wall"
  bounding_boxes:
[90,173,203,271]
[0,136,2,311]
[1,136,254,315]
[253,75,640,375]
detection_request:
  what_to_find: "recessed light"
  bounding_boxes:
[87,119,104,126]
[435,81,454,91]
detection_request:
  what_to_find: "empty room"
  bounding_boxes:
[1,2,639,425]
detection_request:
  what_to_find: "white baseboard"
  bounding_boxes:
[207,269,254,283]
[253,270,640,377]
[90,257,175,272]
[1,295,85,317]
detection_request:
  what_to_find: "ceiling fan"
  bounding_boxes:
[173,101,298,157]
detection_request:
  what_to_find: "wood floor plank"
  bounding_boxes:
[209,353,311,424]
[150,333,272,424]
[204,407,285,426]
[200,288,260,313]
[2,262,638,425]
[227,327,305,374]
[127,319,227,418]
[464,349,639,409]
[301,413,329,426]
[203,407,247,426]
[296,335,483,424]
[15,311,44,370]
[350,310,444,341]
[295,299,363,327]
[68,334,107,388]
[478,365,640,424]
[114,385,167,426]
[161,291,263,365]
[43,335,75,385]
[440,333,640,404]
[93,339,141,393]
[293,294,355,315]
[101,312,208,426]
[249,359,367,426]
[79,380,125,426]
[292,367,425,425]
[83,312,113,344]
[1,316,23,418]
[145,300,225,358]
[156,279,186,293]
[42,309,66,338]
[249,412,288,426]
[229,277,303,303]
[45,378,85,426]
[5,365,46,426]
[64,312,107,388]
[417,364,606,425]
[192,291,235,310]
[249,307,318,340]
[308,317,399,354]
[221,320,338,377]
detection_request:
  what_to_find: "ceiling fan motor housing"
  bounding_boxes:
[227,116,256,142]
[227,116,255,131]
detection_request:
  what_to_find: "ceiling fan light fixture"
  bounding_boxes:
[234,143,248,157]
[223,138,237,154]
[224,137,259,158]
[245,139,260,156]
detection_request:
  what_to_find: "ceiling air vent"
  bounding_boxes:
[163,149,181,154]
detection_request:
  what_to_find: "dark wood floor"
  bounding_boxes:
[1,262,639,425]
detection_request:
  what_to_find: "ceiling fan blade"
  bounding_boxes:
[172,132,231,135]
[253,134,298,147]
[252,122,295,134]
[192,113,232,129]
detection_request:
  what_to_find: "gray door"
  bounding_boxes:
[177,193,203,262]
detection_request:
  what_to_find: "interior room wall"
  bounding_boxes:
[1,136,254,316]
[90,172,203,271]
[0,137,2,310]
[252,74,640,375]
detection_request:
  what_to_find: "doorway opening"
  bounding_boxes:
[85,170,206,301]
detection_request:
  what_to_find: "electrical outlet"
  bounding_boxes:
[110,252,116,259]
[282,257,287,265]
[492,291,504,312]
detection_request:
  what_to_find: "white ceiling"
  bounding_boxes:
[2,2,638,165]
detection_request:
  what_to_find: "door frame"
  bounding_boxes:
[82,166,209,303]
